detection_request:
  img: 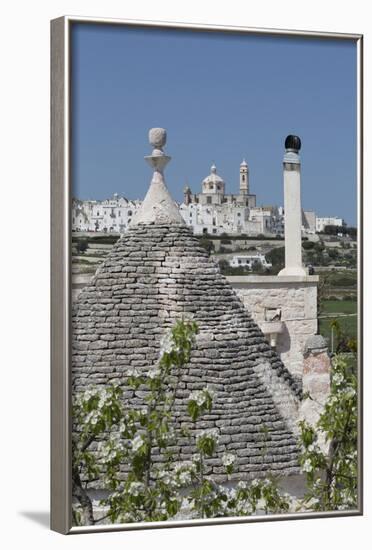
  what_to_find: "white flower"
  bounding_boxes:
[189,390,205,406]
[196,428,220,443]
[131,434,145,452]
[328,395,338,406]
[128,481,144,496]
[127,367,140,378]
[179,470,192,485]
[189,386,216,407]
[222,453,236,467]
[345,388,356,399]
[332,372,344,386]
[302,458,313,473]
[148,367,161,379]
[160,332,174,356]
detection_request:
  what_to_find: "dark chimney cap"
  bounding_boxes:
[285,135,301,151]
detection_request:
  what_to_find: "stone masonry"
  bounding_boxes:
[72,128,304,487]
[228,275,318,381]
[72,222,303,484]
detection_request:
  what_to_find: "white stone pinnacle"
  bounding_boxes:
[132,128,185,226]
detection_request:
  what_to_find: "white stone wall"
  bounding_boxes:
[227,275,319,380]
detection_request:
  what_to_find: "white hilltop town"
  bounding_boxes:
[72,159,345,238]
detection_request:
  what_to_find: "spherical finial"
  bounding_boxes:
[149,128,167,149]
[285,135,301,151]
[211,163,217,174]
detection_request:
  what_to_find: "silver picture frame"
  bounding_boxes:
[51,15,363,534]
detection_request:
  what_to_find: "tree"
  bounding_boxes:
[329,319,357,354]
[302,241,315,250]
[218,259,230,273]
[73,322,358,525]
[199,238,215,254]
[72,319,290,525]
[76,238,88,254]
[266,247,285,274]
[298,354,357,511]
[317,273,330,317]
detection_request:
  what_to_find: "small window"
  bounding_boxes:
[209,183,213,190]
[242,175,245,182]
[128,210,132,216]
[207,196,212,204]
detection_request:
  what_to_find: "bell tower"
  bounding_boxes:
[240,159,249,195]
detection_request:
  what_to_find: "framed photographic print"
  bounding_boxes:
[51,16,363,534]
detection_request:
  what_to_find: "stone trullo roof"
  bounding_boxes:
[72,129,302,484]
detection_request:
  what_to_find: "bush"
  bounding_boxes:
[199,238,215,254]
[76,239,89,254]
[266,247,285,268]
[299,354,357,511]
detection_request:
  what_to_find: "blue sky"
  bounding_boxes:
[71,23,357,225]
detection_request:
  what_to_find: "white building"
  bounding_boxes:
[72,194,141,233]
[229,253,272,270]
[315,216,344,233]
[179,161,281,236]
[71,167,343,239]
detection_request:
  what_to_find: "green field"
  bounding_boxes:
[318,270,357,299]
[319,299,358,349]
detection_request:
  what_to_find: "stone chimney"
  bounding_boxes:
[279,135,307,277]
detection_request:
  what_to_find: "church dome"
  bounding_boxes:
[202,163,225,186]
[240,158,248,167]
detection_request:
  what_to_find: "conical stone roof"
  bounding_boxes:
[72,226,303,483]
[72,129,302,484]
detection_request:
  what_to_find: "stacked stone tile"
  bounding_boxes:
[72,128,302,484]
[72,221,304,481]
